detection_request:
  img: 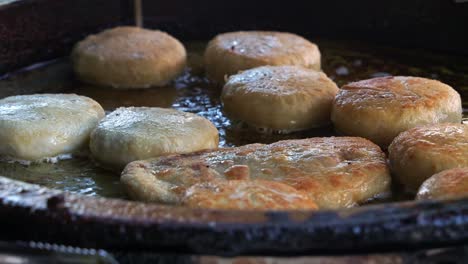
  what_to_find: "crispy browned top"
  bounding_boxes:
[417,168,468,200]
[223,65,337,97]
[389,123,468,165]
[335,76,458,109]
[209,31,318,62]
[221,65,339,131]
[122,137,391,209]
[73,26,183,61]
[183,180,318,210]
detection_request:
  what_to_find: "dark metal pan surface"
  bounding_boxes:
[2,176,468,256]
[0,0,468,256]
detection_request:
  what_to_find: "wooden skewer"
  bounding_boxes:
[134,0,143,28]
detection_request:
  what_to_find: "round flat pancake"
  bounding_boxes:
[204,31,321,83]
[121,137,391,209]
[331,76,462,147]
[222,65,338,133]
[389,123,468,192]
[72,26,186,89]
[0,94,105,161]
[90,107,219,170]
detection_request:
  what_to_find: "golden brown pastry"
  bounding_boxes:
[121,137,391,209]
[183,180,318,210]
[221,66,339,133]
[90,107,219,170]
[417,168,468,200]
[204,31,320,83]
[0,94,105,162]
[331,76,462,147]
[389,123,468,192]
[72,26,186,89]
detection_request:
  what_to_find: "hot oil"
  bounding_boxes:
[0,40,466,200]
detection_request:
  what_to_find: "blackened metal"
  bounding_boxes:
[46,194,65,209]
[1,177,468,256]
[0,241,118,263]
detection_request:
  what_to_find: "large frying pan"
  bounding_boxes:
[0,0,467,256]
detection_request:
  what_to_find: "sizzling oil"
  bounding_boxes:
[0,40,466,200]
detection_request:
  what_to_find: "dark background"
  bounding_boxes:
[0,0,467,74]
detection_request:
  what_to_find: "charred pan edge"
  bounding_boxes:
[0,176,468,256]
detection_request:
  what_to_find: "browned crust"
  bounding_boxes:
[221,66,339,131]
[417,168,468,200]
[204,31,321,83]
[331,76,462,147]
[389,123,468,192]
[72,26,187,88]
[121,137,391,209]
[183,180,318,210]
